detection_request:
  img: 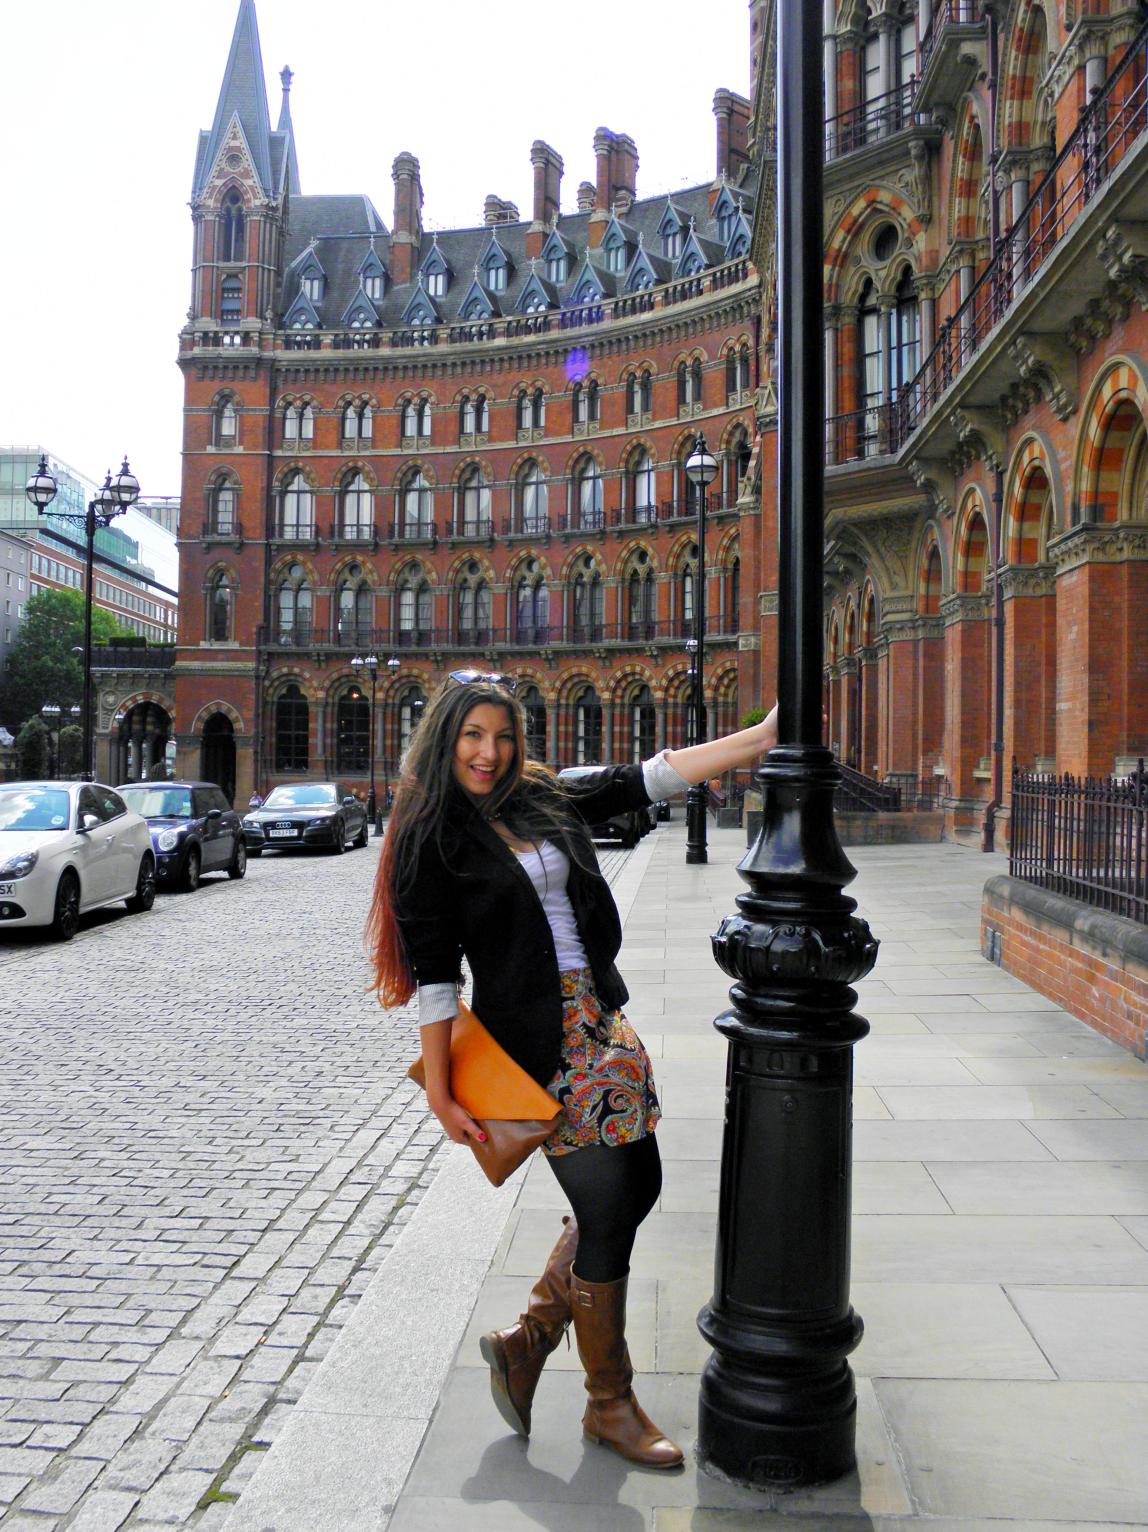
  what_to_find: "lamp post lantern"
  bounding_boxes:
[350,652,380,828]
[695,0,879,1491]
[25,455,140,782]
[684,433,718,865]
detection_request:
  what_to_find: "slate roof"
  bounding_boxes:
[277,169,758,332]
[195,0,275,197]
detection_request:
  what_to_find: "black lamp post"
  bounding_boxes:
[381,654,400,828]
[684,433,718,865]
[40,704,61,779]
[25,455,140,782]
[351,652,380,827]
[695,0,879,1491]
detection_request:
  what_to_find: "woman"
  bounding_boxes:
[368,671,777,1469]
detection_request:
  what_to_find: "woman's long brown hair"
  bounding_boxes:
[366,678,584,1007]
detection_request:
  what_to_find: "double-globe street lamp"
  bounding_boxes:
[350,652,402,834]
[25,456,141,782]
[40,704,81,778]
[683,433,718,865]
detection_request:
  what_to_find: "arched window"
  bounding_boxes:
[725,345,751,398]
[679,544,698,635]
[627,553,657,639]
[402,470,433,537]
[859,278,882,455]
[575,458,603,529]
[678,360,703,410]
[208,477,236,535]
[626,375,640,417]
[216,398,238,446]
[574,687,603,765]
[459,467,492,537]
[475,395,489,434]
[341,402,372,443]
[278,471,314,539]
[274,684,309,771]
[401,399,418,439]
[417,399,432,438]
[519,461,548,534]
[629,685,656,761]
[725,555,741,632]
[276,564,312,646]
[220,191,245,263]
[890,267,920,399]
[456,562,492,645]
[682,438,706,515]
[515,562,550,644]
[573,380,599,427]
[521,686,546,760]
[336,689,370,774]
[221,276,242,326]
[396,572,433,645]
[571,556,604,643]
[517,391,534,432]
[208,574,233,643]
[341,473,373,540]
[630,449,656,523]
[283,402,314,445]
[459,396,476,436]
[335,566,372,647]
[399,689,427,755]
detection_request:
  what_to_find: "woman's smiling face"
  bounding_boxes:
[452,702,515,798]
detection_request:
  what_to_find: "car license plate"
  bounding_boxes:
[0,882,14,897]
[269,829,298,838]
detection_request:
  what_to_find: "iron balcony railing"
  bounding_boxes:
[826,79,919,161]
[258,620,741,653]
[1011,762,1148,925]
[920,0,985,75]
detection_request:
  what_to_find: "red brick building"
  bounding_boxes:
[173,0,766,805]
[748,0,1148,848]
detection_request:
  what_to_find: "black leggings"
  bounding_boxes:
[544,1134,662,1284]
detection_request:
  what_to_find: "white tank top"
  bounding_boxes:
[515,839,589,972]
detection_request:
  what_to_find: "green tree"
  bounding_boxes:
[0,588,130,733]
[58,723,83,777]
[740,706,766,729]
[16,717,49,778]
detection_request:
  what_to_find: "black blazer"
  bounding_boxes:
[395,764,652,1085]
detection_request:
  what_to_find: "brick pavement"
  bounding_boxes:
[0,838,533,1530]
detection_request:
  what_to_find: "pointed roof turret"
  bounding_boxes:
[274,64,301,197]
[195,0,274,198]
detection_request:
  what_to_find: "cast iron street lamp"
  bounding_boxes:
[695,1,879,1491]
[350,652,380,828]
[382,654,400,827]
[25,455,141,781]
[684,433,718,864]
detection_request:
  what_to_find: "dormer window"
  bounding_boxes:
[364,272,384,301]
[302,271,324,302]
[604,240,626,275]
[717,209,735,243]
[664,228,682,260]
[546,253,566,283]
[427,270,446,297]
[523,288,548,313]
[485,260,507,292]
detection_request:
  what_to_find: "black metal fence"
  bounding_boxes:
[1010,762,1148,925]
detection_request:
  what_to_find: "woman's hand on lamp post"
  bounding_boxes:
[663,702,778,787]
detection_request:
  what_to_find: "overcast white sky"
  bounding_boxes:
[0,1,751,500]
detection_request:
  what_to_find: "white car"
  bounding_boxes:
[0,781,156,941]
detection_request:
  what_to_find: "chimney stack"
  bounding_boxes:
[528,140,564,256]
[613,134,638,213]
[713,89,751,183]
[391,152,423,284]
[484,195,520,226]
[576,181,596,214]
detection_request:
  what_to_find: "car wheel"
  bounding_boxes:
[352,818,369,849]
[329,820,346,854]
[228,841,247,880]
[125,856,157,914]
[51,872,80,942]
[182,847,201,893]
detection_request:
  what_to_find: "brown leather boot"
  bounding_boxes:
[479,1216,578,1436]
[569,1272,684,1470]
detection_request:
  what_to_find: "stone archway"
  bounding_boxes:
[114,702,174,785]
[201,714,237,804]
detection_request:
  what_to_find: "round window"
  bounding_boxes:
[873,224,899,263]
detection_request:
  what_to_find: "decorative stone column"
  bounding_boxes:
[1000,563,1057,774]
[823,0,838,126]
[838,654,858,765]
[940,591,992,844]
[858,644,880,776]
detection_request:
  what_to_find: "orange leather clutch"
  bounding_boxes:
[407,999,561,1186]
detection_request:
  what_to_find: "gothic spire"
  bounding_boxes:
[195,0,274,198]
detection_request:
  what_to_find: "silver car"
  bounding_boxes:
[0,782,156,941]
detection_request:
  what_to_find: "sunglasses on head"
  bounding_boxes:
[448,669,518,695]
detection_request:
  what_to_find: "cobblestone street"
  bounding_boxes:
[0,839,627,1529]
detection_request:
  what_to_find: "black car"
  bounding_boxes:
[118,781,246,892]
[242,782,369,856]
[556,768,655,849]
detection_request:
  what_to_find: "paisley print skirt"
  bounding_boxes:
[542,967,660,1157]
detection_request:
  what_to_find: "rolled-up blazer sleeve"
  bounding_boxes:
[395,841,463,991]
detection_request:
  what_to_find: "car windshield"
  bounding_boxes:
[0,787,72,832]
[262,785,337,808]
[120,787,194,820]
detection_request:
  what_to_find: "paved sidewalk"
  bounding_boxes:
[224,824,1148,1531]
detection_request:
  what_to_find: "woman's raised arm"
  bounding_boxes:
[663,702,778,788]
